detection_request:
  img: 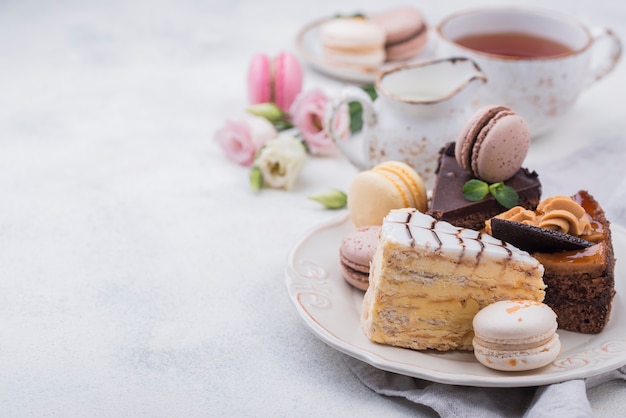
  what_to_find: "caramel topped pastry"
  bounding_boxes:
[488,191,615,334]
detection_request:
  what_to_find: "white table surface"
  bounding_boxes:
[1,0,625,416]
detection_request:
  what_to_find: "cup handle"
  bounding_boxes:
[585,27,622,88]
[324,86,377,171]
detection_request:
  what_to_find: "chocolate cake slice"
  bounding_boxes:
[427,143,541,230]
[532,191,616,334]
[489,191,616,334]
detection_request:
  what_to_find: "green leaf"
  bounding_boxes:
[489,182,519,208]
[348,85,377,134]
[348,101,363,133]
[334,12,367,18]
[361,84,377,101]
[272,119,294,131]
[462,179,489,201]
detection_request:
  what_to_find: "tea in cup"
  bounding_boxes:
[437,7,622,135]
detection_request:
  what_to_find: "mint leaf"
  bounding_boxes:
[462,179,489,201]
[489,182,519,208]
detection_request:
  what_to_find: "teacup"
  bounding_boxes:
[437,7,622,136]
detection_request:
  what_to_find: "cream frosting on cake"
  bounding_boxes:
[361,208,546,351]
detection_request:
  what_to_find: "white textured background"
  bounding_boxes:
[0,0,625,416]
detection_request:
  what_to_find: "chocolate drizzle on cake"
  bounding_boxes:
[473,232,486,265]
[429,219,443,250]
[385,208,536,267]
[498,238,513,257]
[403,210,415,246]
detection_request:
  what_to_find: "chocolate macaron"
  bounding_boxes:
[339,225,381,291]
[455,105,530,183]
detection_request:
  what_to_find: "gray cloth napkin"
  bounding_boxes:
[343,355,626,417]
[343,136,626,417]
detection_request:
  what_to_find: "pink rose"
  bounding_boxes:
[215,114,277,166]
[290,89,350,156]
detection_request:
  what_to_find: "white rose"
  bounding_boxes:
[255,135,307,190]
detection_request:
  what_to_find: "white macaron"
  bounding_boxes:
[472,300,561,371]
[319,17,386,67]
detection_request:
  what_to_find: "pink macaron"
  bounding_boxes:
[455,105,530,183]
[247,51,303,112]
[339,225,381,291]
[371,7,428,61]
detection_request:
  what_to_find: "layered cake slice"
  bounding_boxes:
[361,208,546,351]
[488,191,616,334]
[428,143,541,230]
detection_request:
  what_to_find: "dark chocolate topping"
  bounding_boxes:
[427,143,541,230]
[490,217,594,253]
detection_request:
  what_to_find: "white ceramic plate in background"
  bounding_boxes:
[295,17,434,83]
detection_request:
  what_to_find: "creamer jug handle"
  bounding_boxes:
[324,86,377,171]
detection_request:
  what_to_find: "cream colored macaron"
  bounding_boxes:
[348,161,428,227]
[472,300,561,372]
[319,17,386,67]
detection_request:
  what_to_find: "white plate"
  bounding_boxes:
[285,213,626,387]
[295,17,434,83]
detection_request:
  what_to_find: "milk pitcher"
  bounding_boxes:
[324,57,487,189]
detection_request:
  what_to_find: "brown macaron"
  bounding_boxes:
[339,225,381,291]
[455,105,530,183]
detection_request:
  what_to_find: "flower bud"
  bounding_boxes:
[246,103,284,123]
[249,165,263,192]
[308,189,347,209]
